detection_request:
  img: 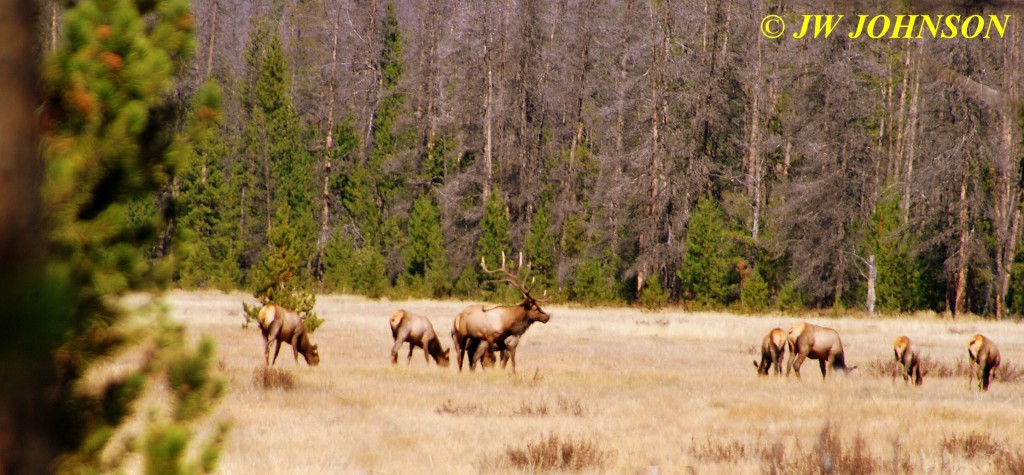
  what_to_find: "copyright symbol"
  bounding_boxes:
[761,15,785,39]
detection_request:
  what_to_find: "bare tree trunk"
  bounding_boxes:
[566,0,594,208]
[866,255,876,316]
[0,1,43,271]
[954,165,970,318]
[902,46,921,221]
[50,1,59,51]
[614,0,634,155]
[0,2,50,471]
[993,30,1021,320]
[638,0,666,296]
[483,41,494,202]
[318,24,339,276]
[893,42,911,182]
[205,1,217,81]
[264,146,272,235]
[746,24,764,247]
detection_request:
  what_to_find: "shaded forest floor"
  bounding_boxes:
[165,290,1024,474]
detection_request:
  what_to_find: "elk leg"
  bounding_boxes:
[291,333,301,363]
[786,349,797,377]
[502,335,519,372]
[391,327,411,366]
[421,337,432,365]
[819,359,828,380]
[272,340,283,366]
[262,333,272,366]
[790,353,806,379]
[264,323,281,366]
[982,366,991,391]
[452,331,466,371]
[481,337,499,371]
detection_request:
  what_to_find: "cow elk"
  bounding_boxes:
[892,336,922,386]
[257,304,320,366]
[753,328,786,376]
[786,322,855,379]
[388,310,450,367]
[967,334,1001,391]
[451,253,550,372]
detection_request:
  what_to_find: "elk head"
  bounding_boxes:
[481,252,550,324]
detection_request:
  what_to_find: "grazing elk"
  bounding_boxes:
[257,304,320,366]
[967,334,1001,391]
[786,322,855,379]
[753,328,787,376]
[451,253,550,372]
[893,336,922,386]
[388,310,450,367]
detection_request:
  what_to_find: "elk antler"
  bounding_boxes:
[481,251,535,300]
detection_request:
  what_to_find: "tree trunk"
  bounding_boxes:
[0,1,42,270]
[0,1,50,471]
[954,165,970,318]
[901,46,921,221]
[483,41,494,202]
[866,255,876,316]
[746,23,764,247]
[205,1,217,81]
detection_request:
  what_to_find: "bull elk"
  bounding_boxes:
[451,252,550,372]
[893,336,922,386]
[388,310,450,367]
[967,334,1001,391]
[786,322,855,379]
[753,328,786,376]
[257,304,320,366]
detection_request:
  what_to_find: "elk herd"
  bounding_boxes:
[752,323,1003,391]
[253,253,1008,392]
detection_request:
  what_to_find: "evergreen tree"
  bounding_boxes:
[238,23,316,282]
[863,191,926,312]
[740,267,771,313]
[3,0,227,471]
[524,202,557,294]
[476,189,512,295]
[245,203,323,333]
[177,80,239,289]
[403,193,451,297]
[678,197,738,307]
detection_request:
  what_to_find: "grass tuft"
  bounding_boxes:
[486,433,611,472]
[941,432,1003,459]
[252,367,294,390]
[995,447,1024,475]
[434,399,488,417]
[690,437,748,463]
[512,400,550,417]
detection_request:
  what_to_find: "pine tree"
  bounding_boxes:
[238,23,316,282]
[177,80,239,289]
[524,202,557,294]
[245,203,323,333]
[476,189,512,299]
[403,193,451,297]
[3,0,227,471]
[678,197,738,307]
[863,191,926,312]
[740,267,771,313]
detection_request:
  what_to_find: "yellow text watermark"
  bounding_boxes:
[760,14,1012,39]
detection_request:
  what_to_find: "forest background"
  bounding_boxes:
[34,0,1024,318]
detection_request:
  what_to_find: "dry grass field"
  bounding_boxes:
[161,290,1024,474]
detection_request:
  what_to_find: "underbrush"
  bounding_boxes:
[689,424,1024,474]
[865,355,1023,384]
[252,366,294,390]
[481,433,612,472]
